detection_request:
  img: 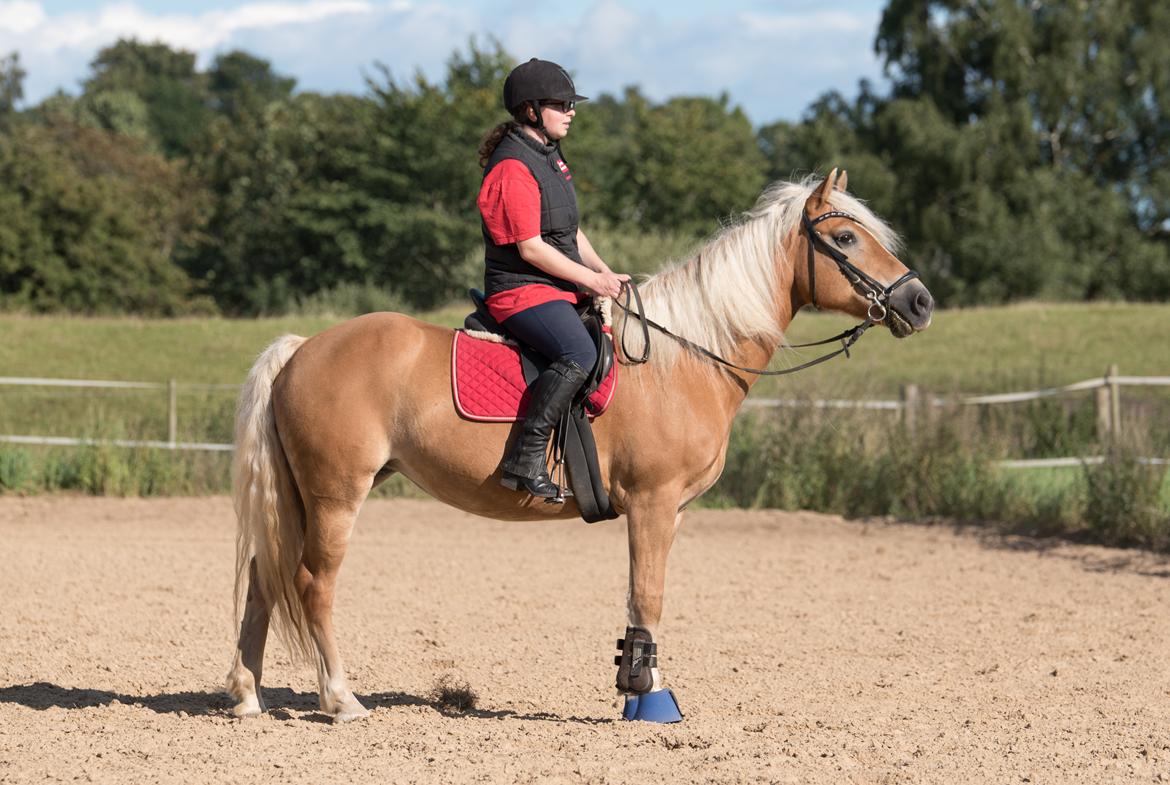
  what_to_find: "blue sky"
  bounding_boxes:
[6,1,890,124]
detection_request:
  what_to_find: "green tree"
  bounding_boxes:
[764,0,1170,304]
[358,39,512,306]
[208,50,296,119]
[0,51,24,120]
[186,39,517,314]
[0,123,210,314]
[182,39,780,313]
[183,95,355,313]
[84,39,209,157]
[26,89,153,145]
[874,0,1170,298]
[76,89,153,141]
[571,88,767,233]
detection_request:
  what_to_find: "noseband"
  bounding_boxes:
[614,208,921,377]
[802,209,919,322]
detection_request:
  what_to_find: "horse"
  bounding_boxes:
[225,169,935,723]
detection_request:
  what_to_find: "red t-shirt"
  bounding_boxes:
[477,159,584,322]
[478,159,541,245]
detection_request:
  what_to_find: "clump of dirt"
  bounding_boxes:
[429,674,478,713]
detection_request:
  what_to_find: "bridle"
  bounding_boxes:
[614,207,920,377]
[802,209,919,323]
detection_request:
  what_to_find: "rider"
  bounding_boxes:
[477,58,629,499]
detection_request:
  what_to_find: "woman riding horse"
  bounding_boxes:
[225,167,935,724]
[477,58,629,499]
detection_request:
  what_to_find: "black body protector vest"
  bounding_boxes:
[482,129,583,297]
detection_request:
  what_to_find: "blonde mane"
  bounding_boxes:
[614,175,901,376]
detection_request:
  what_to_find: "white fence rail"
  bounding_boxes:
[1,368,1168,468]
[749,364,1168,469]
[0,376,237,452]
[744,398,903,411]
[0,434,234,452]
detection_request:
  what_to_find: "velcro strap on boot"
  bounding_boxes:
[614,626,657,695]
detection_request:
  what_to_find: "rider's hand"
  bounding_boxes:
[585,270,630,298]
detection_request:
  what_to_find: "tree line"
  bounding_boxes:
[0,0,1167,316]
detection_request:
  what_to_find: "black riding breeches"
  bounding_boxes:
[501,299,598,372]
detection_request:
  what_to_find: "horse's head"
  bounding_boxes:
[796,169,933,338]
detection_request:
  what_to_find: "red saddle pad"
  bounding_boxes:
[451,330,617,422]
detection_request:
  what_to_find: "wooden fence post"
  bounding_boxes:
[1096,384,1111,442]
[1108,364,1121,438]
[902,383,919,435]
[168,379,178,447]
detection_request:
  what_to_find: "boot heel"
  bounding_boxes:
[499,474,521,491]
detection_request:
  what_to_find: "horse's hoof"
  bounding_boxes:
[332,705,371,724]
[621,688,683,723]
[230,697,264,719]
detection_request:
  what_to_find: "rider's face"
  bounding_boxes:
[536,102,575,140]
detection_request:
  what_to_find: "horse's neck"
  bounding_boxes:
[630,225,803,423]
[711,235,802,405]
[708,321,790,409]
[658,301,796,431]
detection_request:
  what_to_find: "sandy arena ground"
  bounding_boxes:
[2,496,1169,784]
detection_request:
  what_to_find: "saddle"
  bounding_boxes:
[456,291,616,420]
[456,289,619,523]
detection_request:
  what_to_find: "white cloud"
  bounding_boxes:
[0,1,46,34]
[740,11,870,36]
[546,2,885,121]
[1,0,886,123]
[14,1,373,53]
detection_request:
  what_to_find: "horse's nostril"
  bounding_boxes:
[913,289,934,316]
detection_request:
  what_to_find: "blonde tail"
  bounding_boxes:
[232,334,313,661]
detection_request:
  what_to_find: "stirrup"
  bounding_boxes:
[499,471,571,501]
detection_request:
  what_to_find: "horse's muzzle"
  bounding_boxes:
[886,280,934,338]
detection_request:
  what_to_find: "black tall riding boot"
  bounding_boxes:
[500,358,588,499]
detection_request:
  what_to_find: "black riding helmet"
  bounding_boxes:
[503,58,587,132]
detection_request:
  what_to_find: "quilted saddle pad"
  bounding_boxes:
[451,330,617,422]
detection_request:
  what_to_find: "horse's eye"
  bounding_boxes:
[836,231,856,247]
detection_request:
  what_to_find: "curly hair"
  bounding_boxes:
[477,120,521,168]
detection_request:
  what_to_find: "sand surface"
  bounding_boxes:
[2,496,1169,784]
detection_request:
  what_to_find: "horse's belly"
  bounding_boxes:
[387,461,586,523]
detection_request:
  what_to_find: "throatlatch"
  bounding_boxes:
[614,626,657,694]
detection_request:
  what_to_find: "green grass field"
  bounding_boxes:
[2,301,1166,393]
[1,301,1168,444]
[769,301,1170,398]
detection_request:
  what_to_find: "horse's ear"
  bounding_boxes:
[808,167,838,210]
[836,170,848,193]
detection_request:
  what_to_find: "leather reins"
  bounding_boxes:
[614,208,920,377]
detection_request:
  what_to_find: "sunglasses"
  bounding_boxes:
[541,100,576,113]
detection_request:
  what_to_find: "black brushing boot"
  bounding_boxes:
[500,358,588,499]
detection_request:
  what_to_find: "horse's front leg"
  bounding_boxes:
[617,493,685,722]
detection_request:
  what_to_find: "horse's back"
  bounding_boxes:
[289,310,445,368]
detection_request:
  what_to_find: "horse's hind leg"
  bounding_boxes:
[297,496,369,723]
[226,558,271,718]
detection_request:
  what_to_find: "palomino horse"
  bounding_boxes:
[226,169,935,722]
